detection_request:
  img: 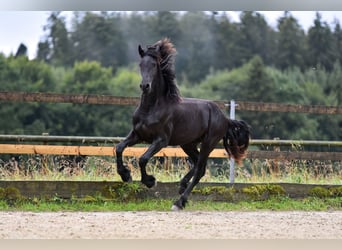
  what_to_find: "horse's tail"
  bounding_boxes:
[223,119,251,165]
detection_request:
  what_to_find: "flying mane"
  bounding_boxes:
[146,38,181,102]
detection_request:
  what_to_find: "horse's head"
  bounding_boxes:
[138,38,180,101]
[138,44,161,94]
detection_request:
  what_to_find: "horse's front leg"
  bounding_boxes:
[115,130,140,182]
[139,137,168,188]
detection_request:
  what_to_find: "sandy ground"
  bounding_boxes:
[0,211,341,239]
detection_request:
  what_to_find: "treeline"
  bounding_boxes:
[0,11,341,141]
[35,11,342,82]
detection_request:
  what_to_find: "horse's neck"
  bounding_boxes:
[139,93,156,112]
[139,73,166,111]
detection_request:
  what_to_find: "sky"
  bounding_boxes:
[1,11,342,59]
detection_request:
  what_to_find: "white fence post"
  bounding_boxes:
[229,100,236,184]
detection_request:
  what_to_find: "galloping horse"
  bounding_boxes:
[115,38,250,210]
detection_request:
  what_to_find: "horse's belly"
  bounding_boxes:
[168,126,205,146]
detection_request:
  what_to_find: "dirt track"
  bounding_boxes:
[0,211,341,239]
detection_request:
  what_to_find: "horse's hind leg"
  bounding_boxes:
[173,141,217,210]
[179,143,199,194]
[173,135,222,211]
[115,130,140,182]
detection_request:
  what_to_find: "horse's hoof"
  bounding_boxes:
[171,205,182,211]
[118,167,132,182]
[142,175,156,188]
[121,174,132,183]
[172,199,186,211]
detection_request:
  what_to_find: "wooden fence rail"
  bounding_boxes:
[0,135,341,160]
[1,134,341,147]
[0,144,341,161]
[1,91,341,114]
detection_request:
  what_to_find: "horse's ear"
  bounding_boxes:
[155,44,161,53]
[138,45,145,57]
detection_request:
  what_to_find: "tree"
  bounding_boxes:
[211,13,242,70]
[62,60,113,94]
[15,43,28,58]
[307,12,336,71]
[37,40,51,63]
[50,61,139,136]
[333,19,342,66]
[0,56,57,135]
[148,11,181,42]
[276,11,306,70]
[237,56,280,139]
[328,62,342,105]
[241,56,275,102]
[37,12,72,66]
[119,12,151,63]
[70,12,127,70]
[237,11,275,65]
[177,12,216,83]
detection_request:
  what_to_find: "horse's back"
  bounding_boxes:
[168,98,227,145]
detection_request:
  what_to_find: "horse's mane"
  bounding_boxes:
[146,38,181,102]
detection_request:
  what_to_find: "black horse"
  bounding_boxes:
[115,38,250,210]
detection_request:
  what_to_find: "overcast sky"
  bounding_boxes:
[1,11,342,59]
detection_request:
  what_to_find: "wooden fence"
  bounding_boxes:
[0,91,341,161]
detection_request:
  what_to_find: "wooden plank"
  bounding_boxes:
[0,144,341,160]
[0,144,226,158]
[247,151,342,161]
[235,100,342,114]
[0,144,113,156]
[1,91,341,114]
[0,91,140,106]
[0,134,124,144]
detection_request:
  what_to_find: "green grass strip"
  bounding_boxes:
[0,196,341,212]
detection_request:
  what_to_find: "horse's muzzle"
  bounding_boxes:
[140,82,151,93]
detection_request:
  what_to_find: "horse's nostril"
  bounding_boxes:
[141,83,150,91]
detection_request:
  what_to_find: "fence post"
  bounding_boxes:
[229,100,236,184]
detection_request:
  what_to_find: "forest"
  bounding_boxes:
[0,11,341,141]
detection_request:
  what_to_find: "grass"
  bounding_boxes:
[1,156,341,184]
[0,196,341,212]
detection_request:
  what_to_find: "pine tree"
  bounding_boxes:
[37,12,72,66]
[276,11,306,70]
[333,19,342,66]
[71,12,127,70]
[237,11,274,65]
[307,12,336,71]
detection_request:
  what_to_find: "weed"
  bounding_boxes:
[241,184,286,201]
[193,186,236,201]
[101,182,144,202]
[0,187,23,206]
[308,186,342,198]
